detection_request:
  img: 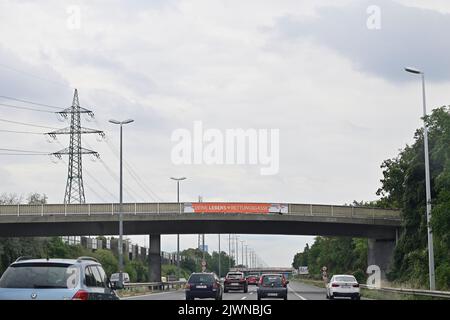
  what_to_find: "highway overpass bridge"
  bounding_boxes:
[0,202,401,280]
[230,267,295,277]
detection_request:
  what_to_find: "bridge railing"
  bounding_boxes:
[288,204,400,220]
[0,203,401,220]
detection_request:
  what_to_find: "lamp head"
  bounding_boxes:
[404,67,422,74]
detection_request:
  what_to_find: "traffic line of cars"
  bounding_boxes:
[0,257,360,301]
[185,271,289,301]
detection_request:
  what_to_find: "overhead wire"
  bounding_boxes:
[0,102,57,113]
[58,158,110,203]
[97,118,163,202]
[0,64,73,90]
[55,141,117,202]
[0,95,65,110]
[0,117,58,130]
[0,129,44,135]
[81,137,139,202]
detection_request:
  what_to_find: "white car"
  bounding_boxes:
[326,275,360,300]
[110,272,130,288]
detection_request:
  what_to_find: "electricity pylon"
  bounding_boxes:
[47,89,104,204]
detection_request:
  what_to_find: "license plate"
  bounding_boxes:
[196,285,207,289]
[341,286,350,289]
[267,293,278,297]
[231,283,239,286]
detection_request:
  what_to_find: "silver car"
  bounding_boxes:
[0,256,119,300]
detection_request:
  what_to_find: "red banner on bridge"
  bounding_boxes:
[184,203,288,214]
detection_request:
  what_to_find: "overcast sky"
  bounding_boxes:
[0,0,449,267]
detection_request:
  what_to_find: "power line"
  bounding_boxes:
[59,158,113,202]
[0,118,58,129]
[102,131,163,201]
[0,102,56,113]
[0,148,48,154]
[57,138,137,202]
[0,95,64,110]
[0,64,73,90]
[81,137,139,202]
[0,153,48,156]
[0,129,44,135]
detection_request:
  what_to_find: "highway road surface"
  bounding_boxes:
[123,281,334,300]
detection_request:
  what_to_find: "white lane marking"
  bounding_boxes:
[288,285,307,300]
[249,292,254,295]
[241,296,247,300]
[121,290,182,300]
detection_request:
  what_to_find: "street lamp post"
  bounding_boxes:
[404,67,435,290]
[218,234,221,278]
[228,234,231,270]
[235,235,239,266]
[109,119,134,289]
[245,245,248,268]
[241,241,244,269]
[170,177,186,279]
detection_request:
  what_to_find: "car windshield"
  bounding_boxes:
[227,273,243,279]
[262,275,282,287]
[188,274,214,284]
[0,263,77,289]
[335,276,356,282]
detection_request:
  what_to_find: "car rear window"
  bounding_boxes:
[188,274,214,284]
[227,273,243,279]
[0,263,77,289]
[262,275,282,286]
[335,276,357,282]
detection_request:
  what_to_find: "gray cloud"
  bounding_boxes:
[271,0,450,82]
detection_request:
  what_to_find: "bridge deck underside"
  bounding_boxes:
[0,213,399,239]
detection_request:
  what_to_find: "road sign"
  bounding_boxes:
[298,266,309,275]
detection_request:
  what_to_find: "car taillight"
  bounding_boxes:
[353,284,359,288]
[185,283,191,290]
[331,283,339,287]
[213,282,218,289]
[72,290,89,300]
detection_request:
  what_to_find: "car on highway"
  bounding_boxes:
[246,274,260,286]
[326,275,360,300]
[0,256,119,300]
[185,272,223,300]
[257,274,288,300]
[224,272,248,293]
[110,272,130,288]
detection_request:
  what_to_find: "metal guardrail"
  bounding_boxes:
[360,284,450,299]
[124,280,186,290]
[0,203,401,220]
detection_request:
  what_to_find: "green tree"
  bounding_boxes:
[93,249,119,278]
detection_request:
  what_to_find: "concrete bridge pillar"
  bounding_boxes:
[148,234,162,282]
[367,238,396,280]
